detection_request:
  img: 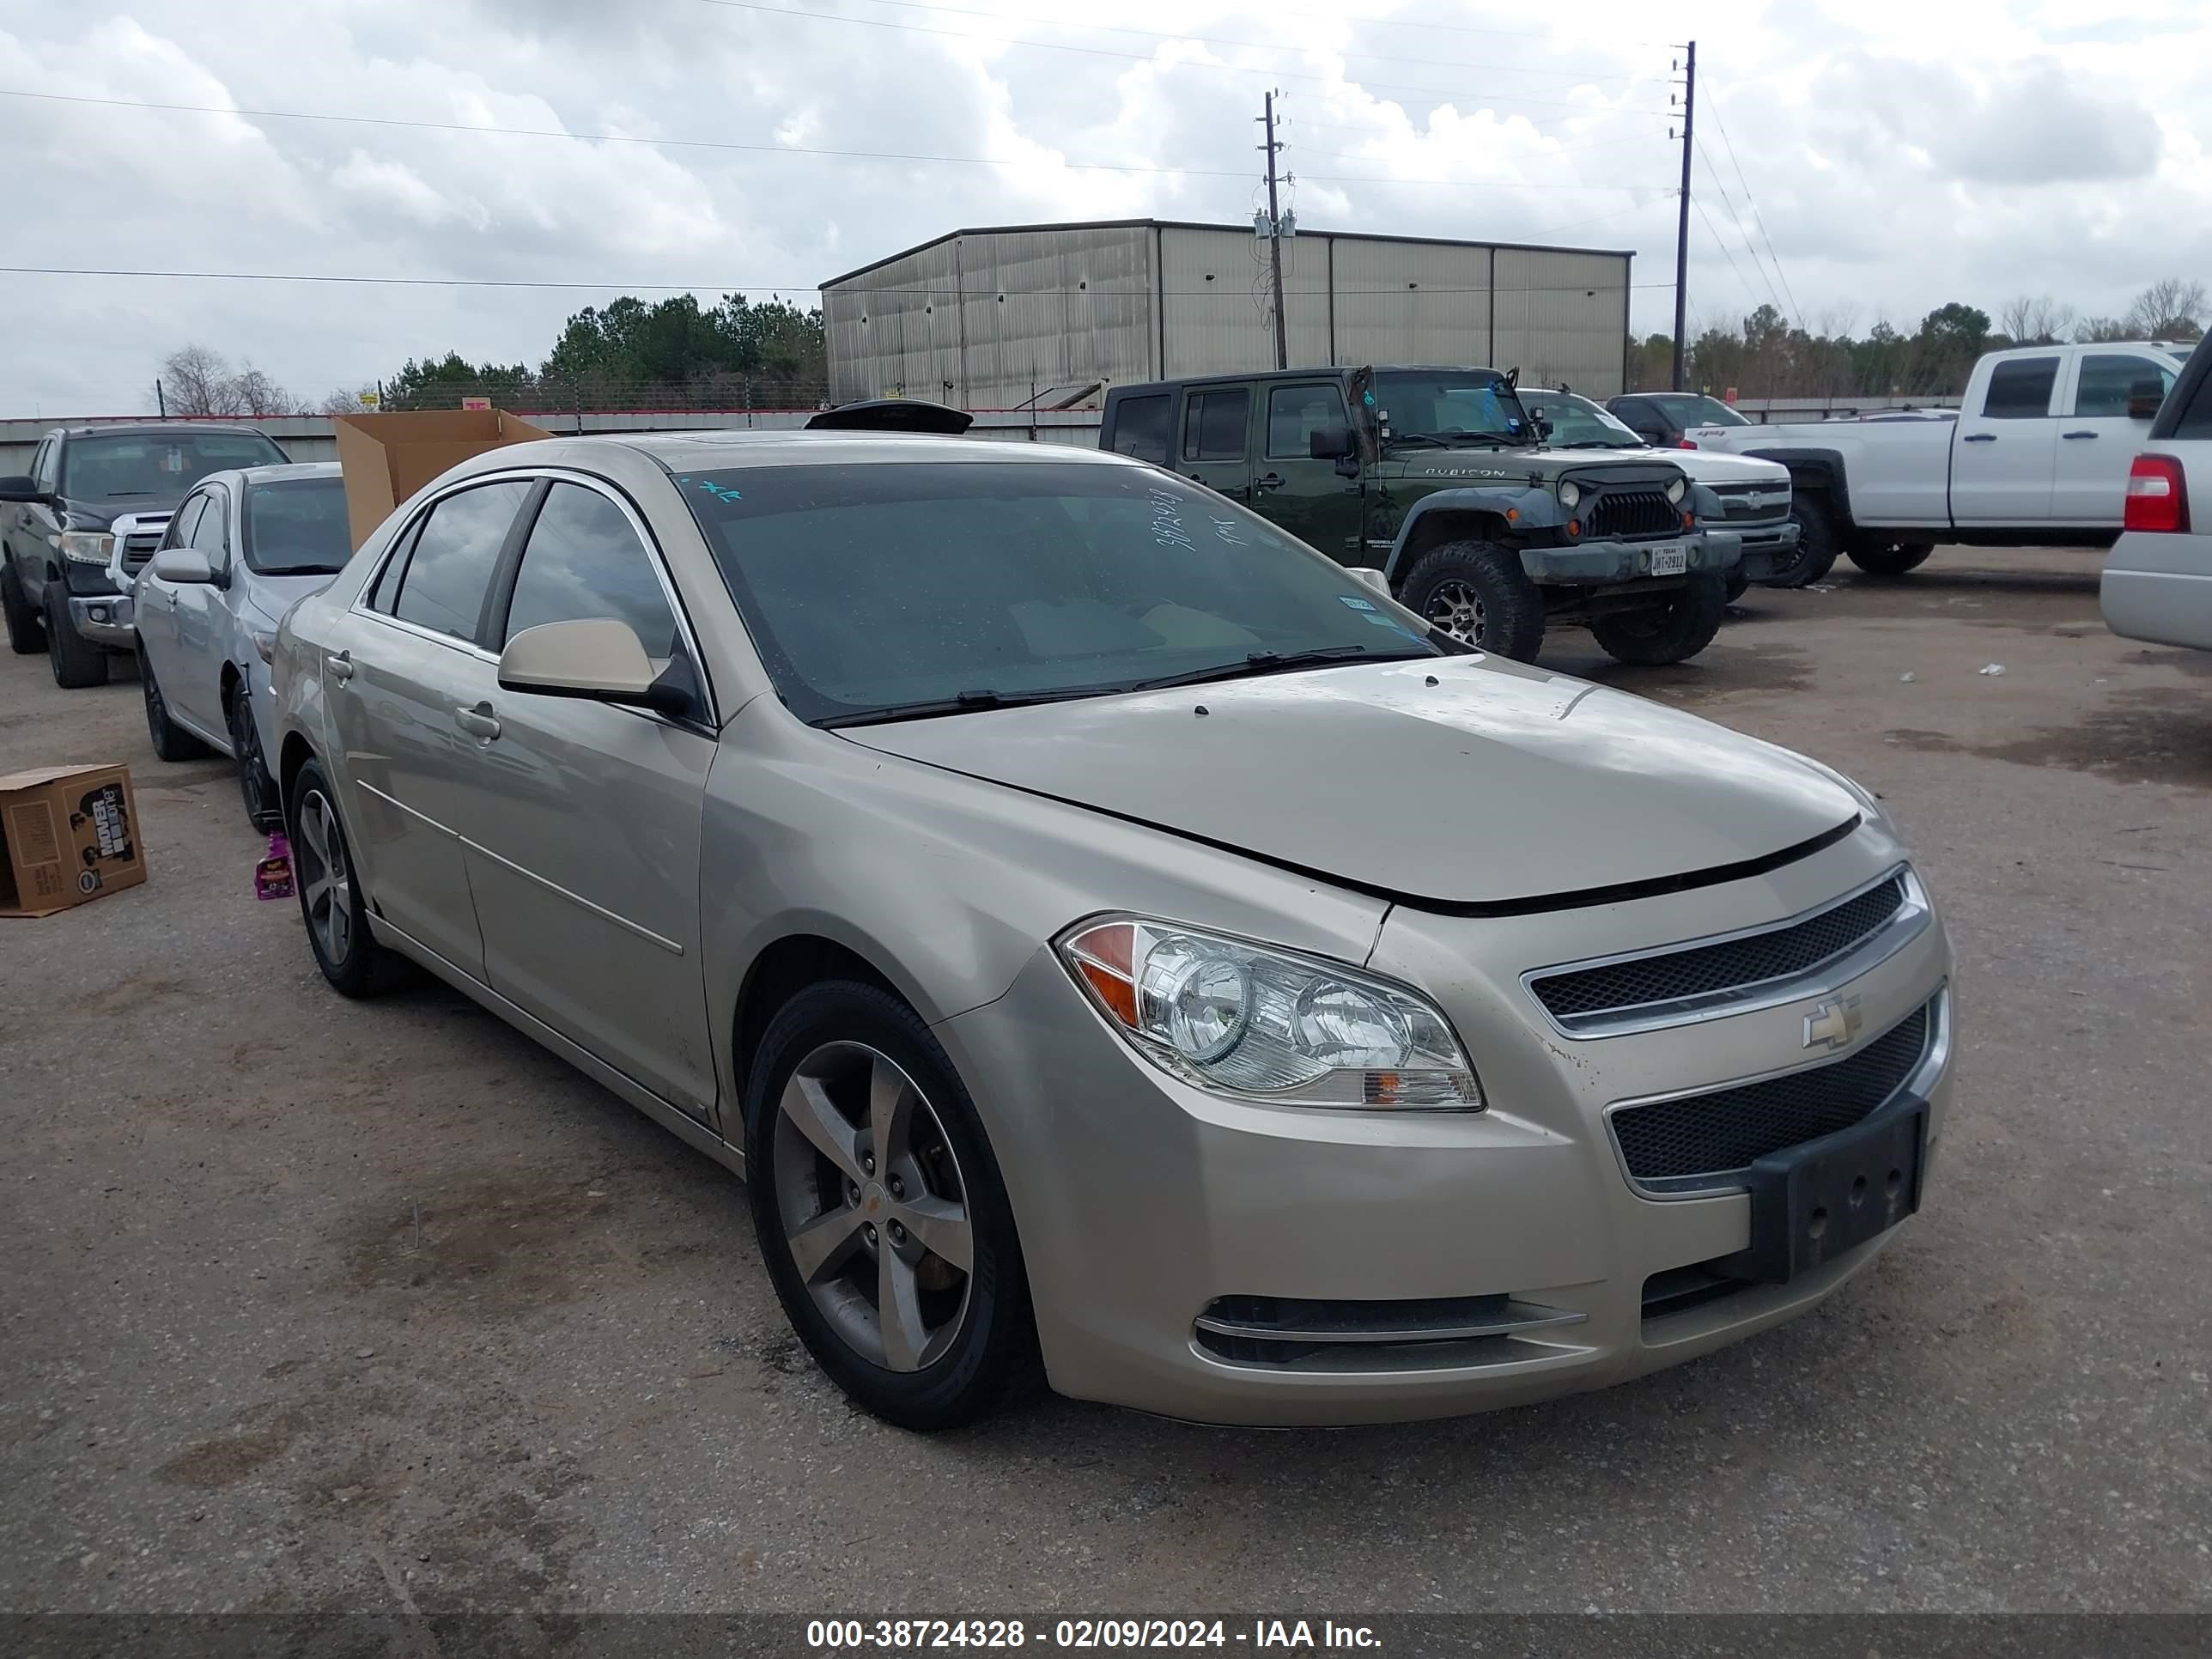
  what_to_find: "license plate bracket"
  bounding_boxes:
[1648,544,1688,575]
[1715,1098,1928,1285]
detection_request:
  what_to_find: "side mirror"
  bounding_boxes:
[1308,424,1358,461]
[151,547,215,584]
[0,475,49,504]
[1349,566,1392,598]
[499,618,692,717]
[2127,380,2166,421]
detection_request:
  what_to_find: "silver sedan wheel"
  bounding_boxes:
[771,1041,975,1373]
[295,788,353,966]
[1422,579,1487,646]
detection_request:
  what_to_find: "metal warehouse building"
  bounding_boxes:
[819,218,1633,410]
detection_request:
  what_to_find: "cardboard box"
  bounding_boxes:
[331,409,556,551]
[1,764,147,918]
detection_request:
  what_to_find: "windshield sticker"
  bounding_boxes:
[161,447,185,473]
[1149,489,1198,552]
[1338,595,1378,611]
[1364,613,1422,638]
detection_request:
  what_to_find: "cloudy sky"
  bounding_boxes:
[1,0,2207,413]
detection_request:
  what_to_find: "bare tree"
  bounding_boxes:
[2123,277,2209,341]
[317,387,376,416]
[157,345,301,415]
[1999,295,2075,346]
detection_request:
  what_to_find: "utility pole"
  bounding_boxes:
[1261,90,1289,370]
[155,380,166,418]
[1670,40,1696,391]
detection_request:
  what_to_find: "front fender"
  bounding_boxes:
[1383,487,1560,583]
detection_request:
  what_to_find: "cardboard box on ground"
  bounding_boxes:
[331,410,556,551]
[0,764,146,918]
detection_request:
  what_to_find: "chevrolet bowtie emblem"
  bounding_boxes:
[1803,996,1864,1052]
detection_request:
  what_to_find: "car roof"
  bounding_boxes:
[1111,363,1510,397]
[602,431,1132,471]
[55,422,280,440]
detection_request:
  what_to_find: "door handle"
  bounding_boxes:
[2061,430,2098,440]
[455,702,502,742]
[1961,433,1996,442]
[325,651,354,681]
[1253,472,1286,492]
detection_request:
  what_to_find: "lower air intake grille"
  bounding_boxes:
[1610,1000,1931,1186]
[1532,875,1908,1024]
[1587,488,1679,539]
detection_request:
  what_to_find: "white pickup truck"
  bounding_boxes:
[1674,342,2188,581]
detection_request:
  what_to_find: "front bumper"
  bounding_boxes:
[1708,520,1801,584]
[1520,530,1736,586]
[67,592,136,647]
[935,825,1954,1426]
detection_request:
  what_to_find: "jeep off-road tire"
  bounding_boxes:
[3,561,46,655]
[1397,539,1545,660]
[1766,496,1838,588]
[1847,540,1935,578]
[1589,572,1729,666]
[45,583,110,688]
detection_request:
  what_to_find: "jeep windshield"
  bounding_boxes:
[677,461,1437,726]
[1371,371,1531,449]
[58,432,289,501]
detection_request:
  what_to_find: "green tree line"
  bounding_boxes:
[1626,278,2206,400]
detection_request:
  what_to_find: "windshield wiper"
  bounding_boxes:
[1553,439,1630,449]
[1126,643,1430,692]
[1380,433,1450,449]
[815,687,1111,729]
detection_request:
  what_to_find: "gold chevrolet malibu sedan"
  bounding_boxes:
[270,430,1954,1430]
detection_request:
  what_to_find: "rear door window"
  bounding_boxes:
[1182,388,1250,461]
[1108,394,1172,465]
[1982,357,2060,419]
[387,480,533,644]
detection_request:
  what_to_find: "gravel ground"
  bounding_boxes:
[2,546,2207,1618]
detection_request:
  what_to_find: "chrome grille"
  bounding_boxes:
[1531,875,1907,1025]
[1585,488,1679,539]
[1610,1000,1931,1187]
[1709,483,1791,523]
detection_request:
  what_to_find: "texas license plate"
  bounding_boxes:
[1649,544,1688,575]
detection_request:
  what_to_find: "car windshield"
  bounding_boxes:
[1648,393,1749,428]
[677,460,1438,725]
[1370,371,1531,447]
[243,477,351,574]
[58,432,288,501]
[1528,393,1642,447]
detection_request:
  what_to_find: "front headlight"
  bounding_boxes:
[1057,916,1483,1109]
[1663,476,1688,505]
[1557,480,1582,510]
[59,531,115,565]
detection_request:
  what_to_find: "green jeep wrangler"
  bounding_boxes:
[1099,365,1738,665]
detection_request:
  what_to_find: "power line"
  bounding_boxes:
[1696,141,1785,319]
[1702,85,1804,329]
[0,264,1676,296]
[0,88,1673,191]
[689,0,1671,114]
[1691,202,1761,310]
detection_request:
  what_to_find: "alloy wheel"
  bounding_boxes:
[1423,579,1487,646]
[295,789,353,967]
[771,1041,975,1373]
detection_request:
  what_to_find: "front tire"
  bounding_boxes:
[141,649,211,762]
[1590,572,1729,665]
[228,684,281,830]
[1724,569,1750,605]
[1397,538,1545,660]
[288,760,409,998]
[744,980,1036,1431]
[44,585,109,688]
[1766,496,1838,588]
[1848,540,1935,577]
[2,561,45,655]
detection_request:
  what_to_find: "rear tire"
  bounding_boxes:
[1847,540,1935,577]
[1590,573,1729,665]
[1397,539,1545,661]
[744,980,1038,1431]
[141,649,211,762]
[1767,496,1839,588]
[228,684,282,830]
[2,561,45,655]
[288,760,410,998]
[44,585,109,688]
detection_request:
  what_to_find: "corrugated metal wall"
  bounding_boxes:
[823,223,1631,406]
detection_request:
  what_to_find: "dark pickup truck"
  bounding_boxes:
[1101,365,1737,664]
[2,423,289,686]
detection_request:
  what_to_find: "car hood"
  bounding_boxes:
[1373,448,1679,487]
[59,492,185,530]
[838,658,1861,910]
[1670,449,1790,483]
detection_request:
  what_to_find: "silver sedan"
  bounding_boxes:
[271,433,1954,1430]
